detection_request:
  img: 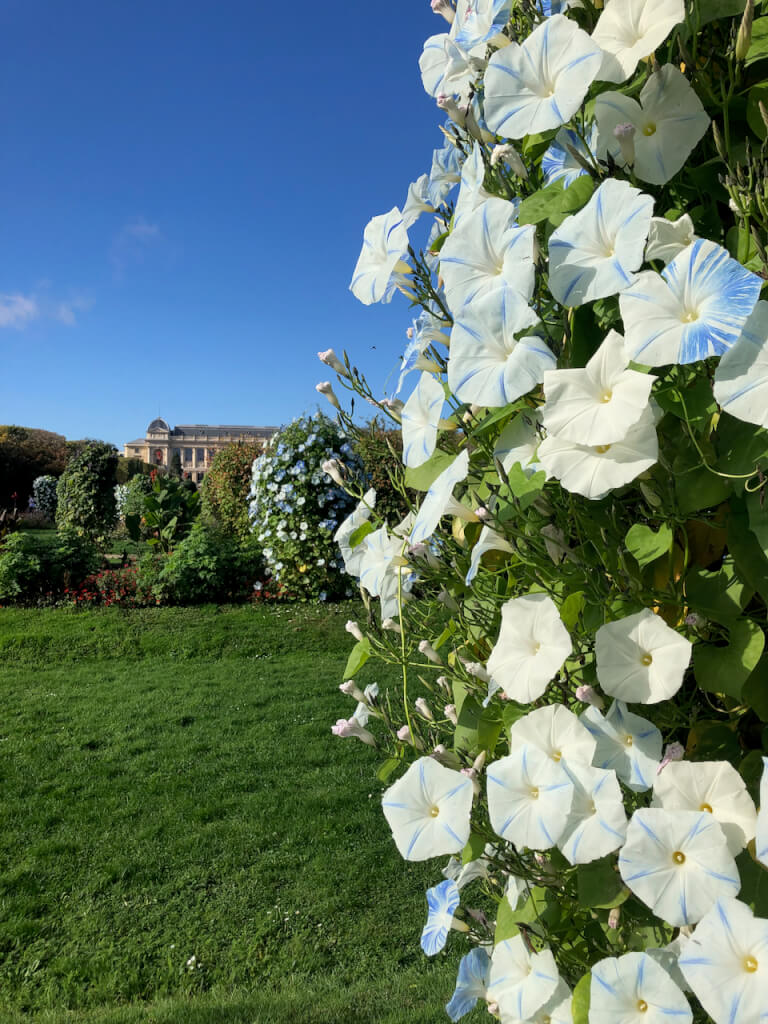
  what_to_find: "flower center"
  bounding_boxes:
[530,787,540,800]
[624,734,634,746]
[595,444,612,454]
[641,652,653,666]
[429,805,440,818]
[552,750,562,762]
[682,309,699,323]
[532,641,541,654]
[700,802,713,813]
[643,123,657,136]
[673,850,686,865]
[600,390,613,403]
[744,955,758,973]
[637,999,648,1013]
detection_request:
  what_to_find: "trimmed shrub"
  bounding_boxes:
[56,441,119,540]
[154,524,262,604]
[201,443,262,541]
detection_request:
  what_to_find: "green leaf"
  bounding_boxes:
[462,832,487,865]
[518,175,594,227]
[571,973,591,1024]
[429,230,448,253]
[746,17,768,64]
[747,489,768,551]
[502,464,547,511]
[560,591,585,630]
[687,719,742,761]
[494,892,520,943]
[686,557,753,623]
[125,513,141,541]
[624,523,674,569]
[343,637,372,680]
[715,413,768,483]
[726,225,765,272]
[376,757,401,783]
[675,466,731,514]
[727,498,768,604]
[404,450,456,492]
[694,619,765,700]
[655,377,717,428]
[577,856,627,909]
[453,694,502,754]
[502,700,529,733]
[569,303,604,368]
[743,654,768,721]
[747,81,768,140]
[694,0,746,26]
[735,850,768,916]
[348,520,374,550]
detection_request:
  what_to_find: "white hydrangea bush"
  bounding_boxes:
[321,1,768,1021]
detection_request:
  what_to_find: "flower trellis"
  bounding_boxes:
[322,1,768,1021]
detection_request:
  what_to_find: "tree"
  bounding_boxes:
[0,425,67,507]
[201,442,262,542]
[56,441,119,540]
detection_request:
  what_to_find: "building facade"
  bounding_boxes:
[123,419,278,482]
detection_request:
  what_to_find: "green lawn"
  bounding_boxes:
[0,605,483,1023]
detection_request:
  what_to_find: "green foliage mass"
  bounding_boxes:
[201,442,262,542]
[0,425,67,507]
[55,441,119,540]
[126,474,201,553]
[152,523,262,604]
[0,530,100,602]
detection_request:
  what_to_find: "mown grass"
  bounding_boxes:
[0,605,484,1023]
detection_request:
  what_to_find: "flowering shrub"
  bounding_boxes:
[325,3,768,1022]
[33,475,59,521]
[66,566,144,608]
[114,483,129,519]
[248,413,363,601]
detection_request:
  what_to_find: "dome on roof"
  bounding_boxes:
[148,418,170,433]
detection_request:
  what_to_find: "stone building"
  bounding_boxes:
[123,419,278,482]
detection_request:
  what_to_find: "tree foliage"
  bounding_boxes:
[56,441,119,540]
[201,442,262,541]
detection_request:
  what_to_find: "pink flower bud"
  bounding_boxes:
[415,697,434,721]
[472,750,486,774]
[317,348,350,378]
[322,458,345,487]
[331,717,376,746]
[339,680,366,702]
[397,724,424,749]
[431,0,455,23]
[436,94,466,127]
[575,685,605,709]
[490,143,528,179]
[613,122,636,166]
[316,381,341,410]
[444,704,458,725]
[608,907,621,929]
[461,659,490,683]
[436,675,452,695]
[381,617,401,633]
[419,639,443,665]
[475,506,491,521]
[345,619,364,643]
[657,741,686,774]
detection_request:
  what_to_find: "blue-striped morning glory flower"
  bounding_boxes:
[487,744,575,850]
[334,488,376,578]
[401,372,446,468]
[440,198,535,314]
[758,757,768,868]
[645,213,696,264]
[508,704,596,771]
[381,756,474,861]
[451,0,510,49]
[581,700,661,792]
[445,947,491,1022]
[618,808,740,926]
[453,141,492,228]
[483,15,602,139]
[548,179,653,307]
[595,65,710,186]
[359,524,404,597]
[620,238,762,365]
[488,934,561,1021]
[592,0,685,84]
[494,411,545,478]
[419,32,484,101]
[428,138,464,208]
[448,287,555,406]
[590,952,692,1024]
[420,879,460,955]
[410,449,471,545]
[542,123,598,187]
[558,762,627,865]
[714,301,768,428]
[402,173,434,229]
[525,978,574,1024]
[349,207,410,306]
[679,897,768,1024]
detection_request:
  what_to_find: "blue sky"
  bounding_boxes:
[0,0,442,446]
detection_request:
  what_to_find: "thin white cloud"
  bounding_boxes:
[54,296,94,326]
[111,218,162,275]
[0,294,40,328]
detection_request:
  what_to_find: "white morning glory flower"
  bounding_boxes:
[620,238,762,365]
[541,330,655,446]
[508,705,597,771]
[618,807,740,926]
[679,897,768,1024]
[581,700,662,792]
[758,757,768,867]
[448,287,555,406]
[446,947,491,1022]
[487,745,575,850]
[419,32,484,101]
[595,65,710,186]
[349,207,410,306]
[592,0,685,84]
[494,411,545,478]
[440,198,536,313]
[483,15,602,139]
[487,593,572,704]
[558,762,627,865]
[548,179,653,307]
[359,524,408,607]
[645,214,696,264]
[334,488,377,578]
[428,139,464,208]
[590,952,692,1024]
[541,124,598,187]
[465,525,514,585]
[652,760,757,856]
[714,301,768,428]
[382,756,474,861]
[410,449,471,546]
[401,372,446,469]
[402,173,435,229]
[421,878,461,956]
[451,0,511,49]
[526,978,574,1024]
[453,142,493,228]
[442,841,495,889]
[595,608,692,704]
[488,935,561,1021]
[537,404,658,501]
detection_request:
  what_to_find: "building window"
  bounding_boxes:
[132,448,139,455]
[196,448,205,463]
[184,448,192,463]
[173,448,181,461]
[196,472,204,482]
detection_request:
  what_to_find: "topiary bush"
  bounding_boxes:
[201,442,262,542]
[248,412,363,601]
[32,475,59,522]
[56,441,118,541]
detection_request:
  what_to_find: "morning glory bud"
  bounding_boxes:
[575,684,605,709]
[419,639,443,665]
[397,724,424,749]
[608,907,621,929]
[444,704,459,725]
[322,458,345,486]
[460,658,490,683]
[316,381,341,410]
[491,143,528,179]
[613,122,636,166]
[657,741,686,774]
[415,697,435,721]
[431,0,455,24]
[436,675,451,694]
[382,617,402,633]
[475,506,491,520]
[317,348,350,379]
[345,620,364,642]
[735,0,754,61]
[331,717,376,746]
[437,93,466,127]
[339,680,366,702]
